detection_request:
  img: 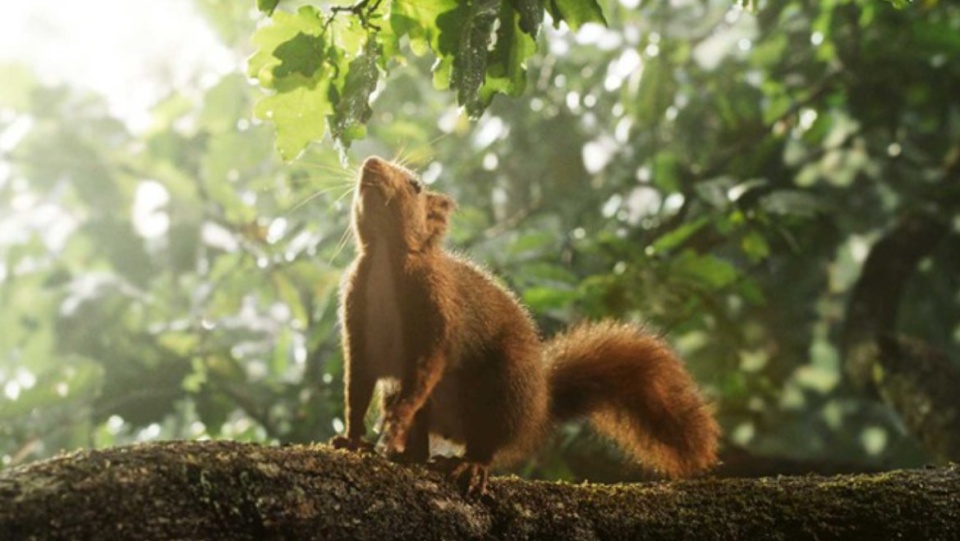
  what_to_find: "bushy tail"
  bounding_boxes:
[545,321,720,477]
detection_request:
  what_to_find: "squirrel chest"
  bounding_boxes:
[360,246,406,379]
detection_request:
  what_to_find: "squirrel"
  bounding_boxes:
[330,156,720,495]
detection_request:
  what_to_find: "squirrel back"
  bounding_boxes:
[333,156,719,492]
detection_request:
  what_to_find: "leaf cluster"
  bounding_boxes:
[250,0,606,158]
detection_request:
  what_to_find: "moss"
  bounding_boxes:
[1,442,958,540]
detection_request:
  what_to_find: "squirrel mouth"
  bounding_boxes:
[357,174,388,204]
[357,179,384,201]
[357,168,380,190]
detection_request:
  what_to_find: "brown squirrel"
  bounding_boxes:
[330,156,720,494]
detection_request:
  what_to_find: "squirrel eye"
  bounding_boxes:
[409,179,423,194]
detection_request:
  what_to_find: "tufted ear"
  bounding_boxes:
[425,193,457,244]
[432,194,457,216]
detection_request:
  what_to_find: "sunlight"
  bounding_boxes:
[132,180,171,239]
[0,0,237,132]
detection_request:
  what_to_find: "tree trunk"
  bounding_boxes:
[1,441,957,540]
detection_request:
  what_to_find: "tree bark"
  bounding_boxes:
[1,441,958,540]
[841,211,960,461]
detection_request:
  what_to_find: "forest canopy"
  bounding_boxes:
[1,0,958,481]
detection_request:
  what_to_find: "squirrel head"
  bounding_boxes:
[353,156,456,253]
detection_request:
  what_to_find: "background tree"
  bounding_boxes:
[1,0,957,482]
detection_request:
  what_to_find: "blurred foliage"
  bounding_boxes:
[1,0,959,481]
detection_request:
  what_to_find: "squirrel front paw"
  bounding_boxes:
[329,435,375,453]
[375,423,409,458]
[378,408,413,457]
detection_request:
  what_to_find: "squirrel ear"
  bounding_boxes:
[437,194,457,214]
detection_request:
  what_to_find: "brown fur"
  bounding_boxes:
[545,321,719,476]
[333,156,719,491]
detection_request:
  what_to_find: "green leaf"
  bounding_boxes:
[271,327,295,376]
[634,57,677,124]
[390,0,460,57]
[523,286,577,312]
[651,152,682,192]
[149,93,193,132]
[273,272,308,327]
[508,0,544,36]
[547,0,607,31]
[444,0,500,117]
[252,5,391,153]
[331,36,380,148]
[201,127,273,186]
[507,231,557,256]
[83,217,153,288]
[433,58,455,91]
[254,74,333,160]
[694,177,735,209]
[248,6,339,160]
[672,251,739,290]
[759,191,823,217]
[195,375,234,434]
[330,12,369,55]
[249,6,325,86]
[157,332,201,358]
[520,262,578,285]
[199,74,250,132]
[750,34,788,70]
[911,21,960,54]
[272,32,328,78]
[258,0,280,15]
[884,0,912,8]
[741,230,770,263]
[761,89,792,125]
[482,1,538,102]
[652,217,709,253]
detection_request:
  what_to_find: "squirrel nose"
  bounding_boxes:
[362,156,387,172]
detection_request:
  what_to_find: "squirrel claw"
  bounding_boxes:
[329,435,375,453]
[374,428,408,460]
[430,456,489,496]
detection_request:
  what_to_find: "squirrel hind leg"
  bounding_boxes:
[459,341,550,465]
[452,461,489,497]
[430,423,497,496]
[430,456,490,497]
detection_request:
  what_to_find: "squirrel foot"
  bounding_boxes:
[430,456,490,497]
[329,435,375,453]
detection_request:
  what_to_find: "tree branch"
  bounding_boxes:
[2,441,958,540]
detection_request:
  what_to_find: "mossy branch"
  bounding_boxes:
[2,441,958,540]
